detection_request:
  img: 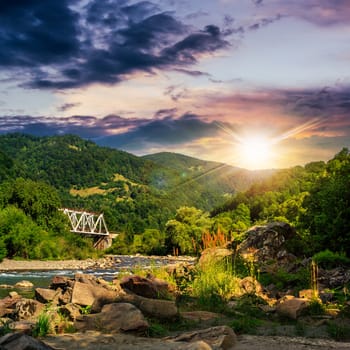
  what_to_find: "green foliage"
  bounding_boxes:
[327,321,350,341]
[307,300,326,316]
[0,177,98,260]
[230,317,262,335]
[80,305,92,315]
[302,148,350,255]
[258,267,310,291]
[312,250,350,269]
[32,313,51,337]
[191,257,241,310]
[0,319,12,336]
[146,322,169,337]
[165,206,211,255]
[0,239,7,262]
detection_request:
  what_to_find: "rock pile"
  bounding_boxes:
[0,273,237,349]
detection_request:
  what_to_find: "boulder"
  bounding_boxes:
[276,295,310,319]
[318,267,350,289]
[74,302,149,333]
[0,332,53,350]
[14,281,33,289]
[59,287,73,305]
[182,341,213,350]
[120,275,173,299]
[15,299,44,321]
[9,320,35,334]
[117,293,178,320]
[71,281,121,310]
[238,222,295,264]
[198,248,232,268]
[181,311,223,322]
[35,288,60,304]
[239,277,264,295]
[59,303,82,321]
[0,293,22,317]
[170,325,236,350]
[49,276,72,290]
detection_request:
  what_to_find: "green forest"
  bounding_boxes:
[0,133,349,261]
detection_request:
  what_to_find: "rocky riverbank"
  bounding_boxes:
[0,255,196,271]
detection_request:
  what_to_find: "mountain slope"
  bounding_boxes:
[0,133,158,188]
[0,134,275,234]
[143,152,274,193]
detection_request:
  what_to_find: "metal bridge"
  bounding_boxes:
[61,208,109,236]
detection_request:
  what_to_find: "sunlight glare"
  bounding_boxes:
[237,135,273,169]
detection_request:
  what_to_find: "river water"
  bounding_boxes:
[0,255,194,298]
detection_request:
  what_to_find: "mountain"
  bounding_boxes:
[143,152,274,194]
[0,133,274,234]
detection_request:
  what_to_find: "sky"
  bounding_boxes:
[0,0,350,169]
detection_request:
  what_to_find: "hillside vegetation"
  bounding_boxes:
[0,133,269,259]
[0,133,348,259]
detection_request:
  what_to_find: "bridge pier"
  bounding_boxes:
[93,236,113,250]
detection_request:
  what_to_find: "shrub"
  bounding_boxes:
[327,321,350,341]
[312,250,350,269]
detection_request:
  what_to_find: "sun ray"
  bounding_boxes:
[215,118,324,169]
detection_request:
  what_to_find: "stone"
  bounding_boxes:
[276,296,310,319]
[50,276,73,290]
[183,341,212,350]
[74,302,149,333]
[59,287,73,305]
[59,303,82,321]
[137,297,178,320]
[170,325,236,350]
[71,281,120,310]
[181,311,223,322]
[0,332,54,350]
[198,248,232,268]
[117,294,178,320]
[35,288,60,304]
[238,222,296,265]
[14,280,33,289]
[0,293,22,317]
[120,275,173,299]
[15,299,45,321]
[9,320,35,333]
[239,277,264,295]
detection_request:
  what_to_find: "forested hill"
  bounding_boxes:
[0,133,159,188]
[0,133,269,238]
[143,152,274,194]
[0,133,349,258]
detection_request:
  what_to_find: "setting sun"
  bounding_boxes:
[237,135,274,169]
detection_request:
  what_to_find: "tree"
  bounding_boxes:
[166,207,212,255]
[302,148,350,255]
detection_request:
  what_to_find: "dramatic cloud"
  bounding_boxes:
[270,0,350,26]
[57,103,81,112]
[96,113,221,151]
[0,1,231,89]
[0,114,150,138]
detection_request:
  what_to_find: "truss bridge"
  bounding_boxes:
[61,209,113,249]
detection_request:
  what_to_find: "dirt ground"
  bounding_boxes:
[44,332,350,350]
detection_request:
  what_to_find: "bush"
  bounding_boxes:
[312,250,350,269]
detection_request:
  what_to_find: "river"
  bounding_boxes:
[0,255,195,298]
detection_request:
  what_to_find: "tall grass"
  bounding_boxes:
[191,257,241,310]
[32,313,51,337]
